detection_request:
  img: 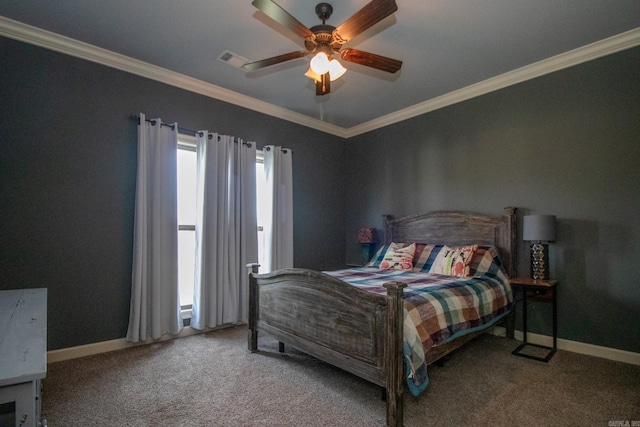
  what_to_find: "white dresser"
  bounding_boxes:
[0,288,47,427]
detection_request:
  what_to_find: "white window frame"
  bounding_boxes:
[255,149,267,273]
[177,134,197,320]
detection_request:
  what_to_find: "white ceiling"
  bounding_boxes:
[1,0,639,137]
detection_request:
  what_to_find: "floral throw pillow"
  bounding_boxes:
[379,243,416,270]
[429,245,478,277]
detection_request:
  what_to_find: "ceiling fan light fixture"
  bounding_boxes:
[309,52,330,75]
[304,67,322,82]
[305,59,346,82]
[327,59,346,81]
[308,53,347,82]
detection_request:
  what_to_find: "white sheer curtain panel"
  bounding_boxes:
[191,132,257,329]
[127,113,183,342]
[263,145,293,272]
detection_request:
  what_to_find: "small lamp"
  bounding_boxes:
[358,228,377,265]
[523,215,556,280]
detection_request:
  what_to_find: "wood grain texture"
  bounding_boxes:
[248,267,390,385]
[247,207,517,427]
[384,207,517,277]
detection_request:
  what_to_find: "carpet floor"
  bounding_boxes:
[41,326,640,426]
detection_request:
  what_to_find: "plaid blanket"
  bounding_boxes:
[325,250,512,396]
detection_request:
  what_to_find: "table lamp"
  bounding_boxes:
[523,214,556,280]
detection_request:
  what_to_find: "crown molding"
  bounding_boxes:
[0,16,349,138]
[344,27,640,138]
[1,16,638,140]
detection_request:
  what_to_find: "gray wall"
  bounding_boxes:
[0,37,346,350]
[345,47,640,353]
[2,35,638,355]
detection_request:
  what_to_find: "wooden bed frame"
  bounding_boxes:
[247,207,517,427]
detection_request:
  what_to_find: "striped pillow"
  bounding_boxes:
[469,246,505,277]
[413,244,443,272]
[365,243,394,268]
[379,243,416,270]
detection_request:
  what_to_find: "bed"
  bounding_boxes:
[247,207,517,427]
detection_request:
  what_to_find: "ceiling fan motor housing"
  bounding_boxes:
[306,24,341,53]
[315,3,333,21]
[305,3,344,53]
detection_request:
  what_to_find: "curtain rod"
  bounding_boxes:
[129,114,198,136]
[129,115,250,144]
[264,146,291,154]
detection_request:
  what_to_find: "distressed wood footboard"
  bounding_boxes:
[247,264,406,427]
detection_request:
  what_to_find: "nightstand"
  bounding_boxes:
[510,277,558,362]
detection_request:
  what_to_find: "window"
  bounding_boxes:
[177,135,197,308]
[176,136,267,308]
[256,151,268,273]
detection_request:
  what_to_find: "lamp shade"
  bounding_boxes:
[306,60,347,82]
[523,215,556,242]
[310,52,330,75]
[358,228,377,244]
[327,59,346,81]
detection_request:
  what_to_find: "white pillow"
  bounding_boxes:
[429,245,478,277]
[379,243,416,270]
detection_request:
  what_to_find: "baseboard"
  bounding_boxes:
[48,324,640,366]
[47,326,217,363]
[489,326,640,366]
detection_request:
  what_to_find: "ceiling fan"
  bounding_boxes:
[242,0,402,96]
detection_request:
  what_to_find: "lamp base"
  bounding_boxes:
[530,243,550,280]
[360,244,375,266]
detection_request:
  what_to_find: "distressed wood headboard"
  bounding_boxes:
[383,207,517,278]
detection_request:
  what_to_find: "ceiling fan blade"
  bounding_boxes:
[251,0,315,40]
[242,51,308,72]
[335,0,398,42]
[340,48,402,73]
